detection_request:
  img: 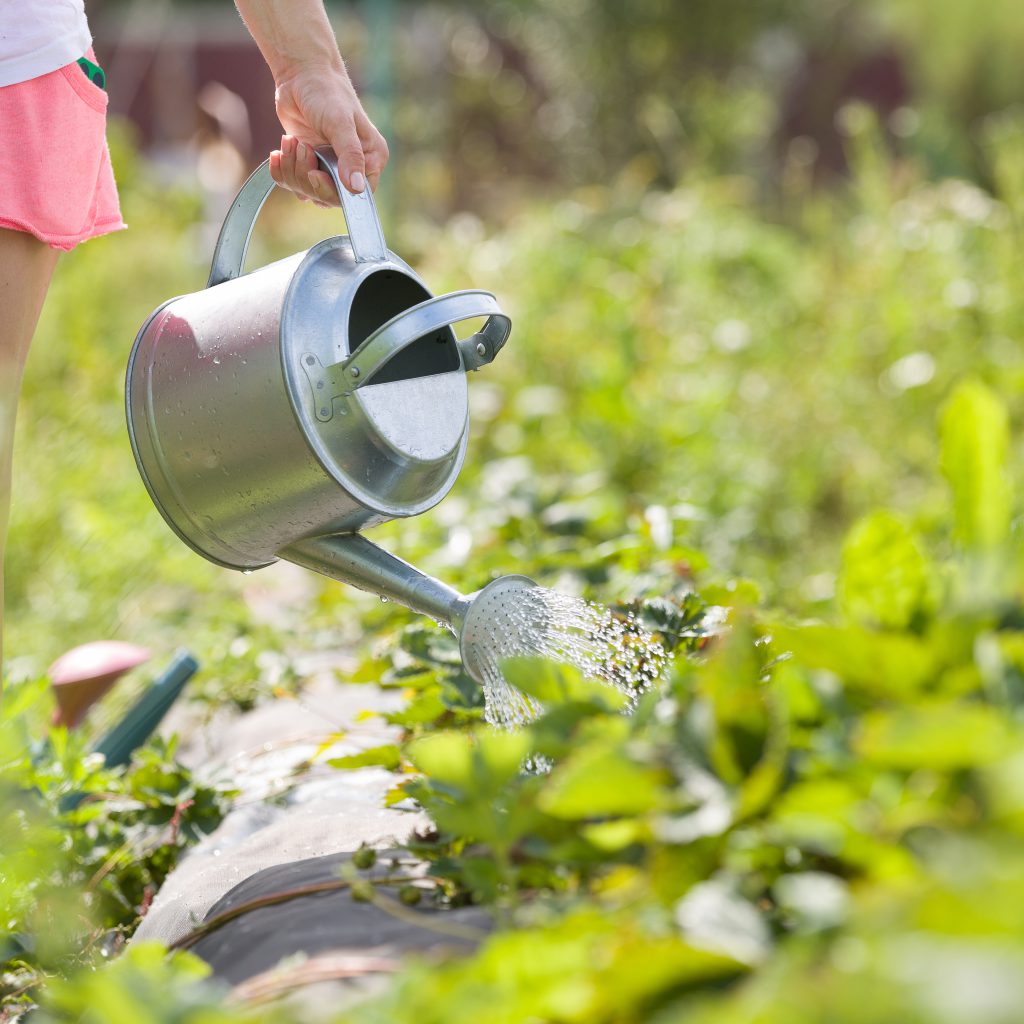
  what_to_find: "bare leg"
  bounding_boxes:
[0,228,59,675]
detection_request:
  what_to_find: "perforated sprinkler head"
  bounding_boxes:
[457,575,539,684]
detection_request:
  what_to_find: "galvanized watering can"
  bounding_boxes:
[126,150,534,678]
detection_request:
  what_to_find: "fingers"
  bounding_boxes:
[268,113,388,208]
[269,135,331,205]
[267,138,345,209]
[302,115,366,204]
[306,168,342,208]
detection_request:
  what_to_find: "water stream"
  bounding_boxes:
[466,586,667,730]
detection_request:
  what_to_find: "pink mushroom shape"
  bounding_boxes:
[49,641,152,729]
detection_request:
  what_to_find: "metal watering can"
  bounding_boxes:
[126,150,534,679]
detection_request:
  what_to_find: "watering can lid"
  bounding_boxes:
[281,238,512,513]
[294,286,510,456]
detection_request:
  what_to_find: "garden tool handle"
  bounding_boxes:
[342,290,512,388]
[207,148,387,288]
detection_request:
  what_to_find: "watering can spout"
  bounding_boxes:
[281,533,474,631]
[280,534,538,682]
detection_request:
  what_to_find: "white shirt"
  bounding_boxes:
[0,0,91,88]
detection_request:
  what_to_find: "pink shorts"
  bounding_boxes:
[0,49,125,251]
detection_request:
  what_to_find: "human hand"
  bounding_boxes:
[268,65,388,206]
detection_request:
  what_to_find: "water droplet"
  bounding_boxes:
[213,356,221,365]
[465,586,666,731]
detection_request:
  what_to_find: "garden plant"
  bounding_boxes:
[4,53,1024,1024]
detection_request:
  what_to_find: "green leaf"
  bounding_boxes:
[581,818,645,851]
[384,782,414,807]
[735,685,789,821]
[538,744,664,819]
[940,379,1011,550]
[694,613,771,784]
[839,511,933,629]
[772,622,935,699]
[39,943,222,1023]
[407,731,475,790]
[456,856,504,902]
[768,778,862,855]
[407,728,531,796]
[854,701,1014,769]
[327,744,403,771]
[476,729,533,787]
[383,689,448,726]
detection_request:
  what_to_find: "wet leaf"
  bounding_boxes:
[538,744,665,819]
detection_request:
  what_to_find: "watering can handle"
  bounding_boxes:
[300,290,511,419]
[343,290,511,387]
[207,148,387,288]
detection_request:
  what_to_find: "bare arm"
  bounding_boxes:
[234,0,389,200]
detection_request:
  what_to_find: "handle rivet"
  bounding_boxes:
[349,366,361,379]
[306,356,316,366]
[476,342,487,357]
[320,407,329,417]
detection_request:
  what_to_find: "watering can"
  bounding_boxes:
[126,150,534,679]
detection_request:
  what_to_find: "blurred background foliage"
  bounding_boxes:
[81,0,1024,211]
[5,0,1024,1018]
[9,0,1024,673]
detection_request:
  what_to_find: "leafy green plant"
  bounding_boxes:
[32,943,266,1024]
[8,44,1024,1020]
[315,380,1024,1024]
[1,677,235,1011]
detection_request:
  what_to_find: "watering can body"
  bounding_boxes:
[126,152,509,572]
